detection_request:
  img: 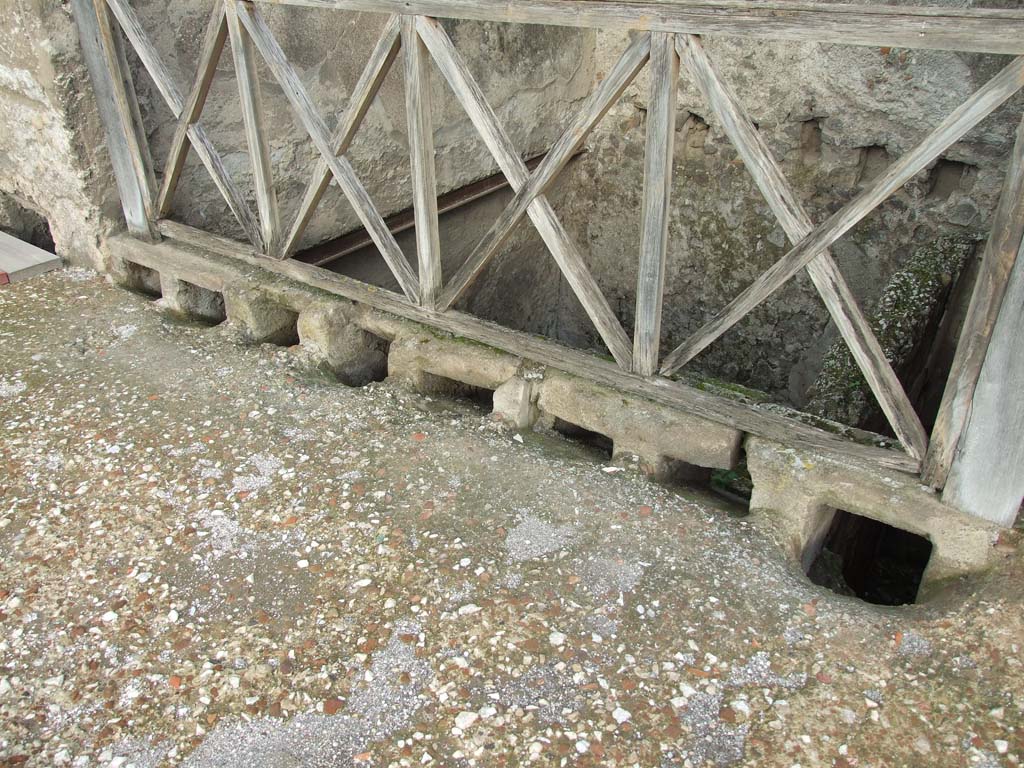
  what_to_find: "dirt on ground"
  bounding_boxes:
[0,268,1022,767]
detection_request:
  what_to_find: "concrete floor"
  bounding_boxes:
[0,268,1022,768]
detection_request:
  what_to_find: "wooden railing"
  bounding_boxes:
[72,0,1024,479]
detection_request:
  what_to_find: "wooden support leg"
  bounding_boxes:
[226,0,280,256]
[633,32,679,377]
[72,0,158,239]
[942,237,1024,526]
[925,115,1024,489]
[402,16,442,309]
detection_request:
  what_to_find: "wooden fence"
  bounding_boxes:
[72,0,1024,492]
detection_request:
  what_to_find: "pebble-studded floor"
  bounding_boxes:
[1,268,1022,768]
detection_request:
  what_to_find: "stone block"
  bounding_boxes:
[745,436,998,594]
[493,375,541,429]
[159,275,225,324]
[387,332,520,393]
[537,370,742,471]
[297,303,388,386]
[223,288,299,346]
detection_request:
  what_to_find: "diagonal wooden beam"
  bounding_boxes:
[226,0,280,255]
[403,16,442,308]
[187,127,265,250]
[156,5,228,216]
[281,15,401,257]
[233,0,419,301]
[661,54,1024,378]
[438,32,651,311]
[678,34,928,460]
[103,0,186,113]
[415,15,633,369]
[633,33,679,377]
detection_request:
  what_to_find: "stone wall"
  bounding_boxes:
[0,0,118,269]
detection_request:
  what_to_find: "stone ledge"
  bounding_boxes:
[103,238,1000,589]
[746,436,999,597]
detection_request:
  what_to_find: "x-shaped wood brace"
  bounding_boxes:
[659,45,1024,458]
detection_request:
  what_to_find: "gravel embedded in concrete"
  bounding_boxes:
[0,268,1022,767]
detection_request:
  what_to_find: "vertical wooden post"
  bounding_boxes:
[924,115,1024,489]
[71,0,158,240]
[402,16,442,309]
[633,32,679,376]
[226,0,279,256]
[942,239,1024,526]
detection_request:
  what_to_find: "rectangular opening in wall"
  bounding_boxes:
[177,281,226,326]
[649,454,750,519]
[551,417,613,461]
[709,450,752,517]
[125,262,162,299]
[806,509,932,606]
[419,372,495,413]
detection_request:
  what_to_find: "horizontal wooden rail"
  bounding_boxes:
[250,0,1024,55]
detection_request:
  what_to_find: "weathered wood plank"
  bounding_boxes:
[107,9,159,202]
[226,1,281,255]
[71,0,154,238]
[924,115,1024,489]
[438,32,650,311]
[233,0,419,300]
[633,33,678,377]
[943,237,1024,526]
[0,232,62,284]
[247,0,1024,56]
[402,16,442,308]
[416,15,633,369]
[141,221,920,474]
[156,5,228,216]
[678,34,928,461]
[281,15,401,257]
[661,54,1024,376]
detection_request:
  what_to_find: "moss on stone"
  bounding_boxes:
[806,234,977,428]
